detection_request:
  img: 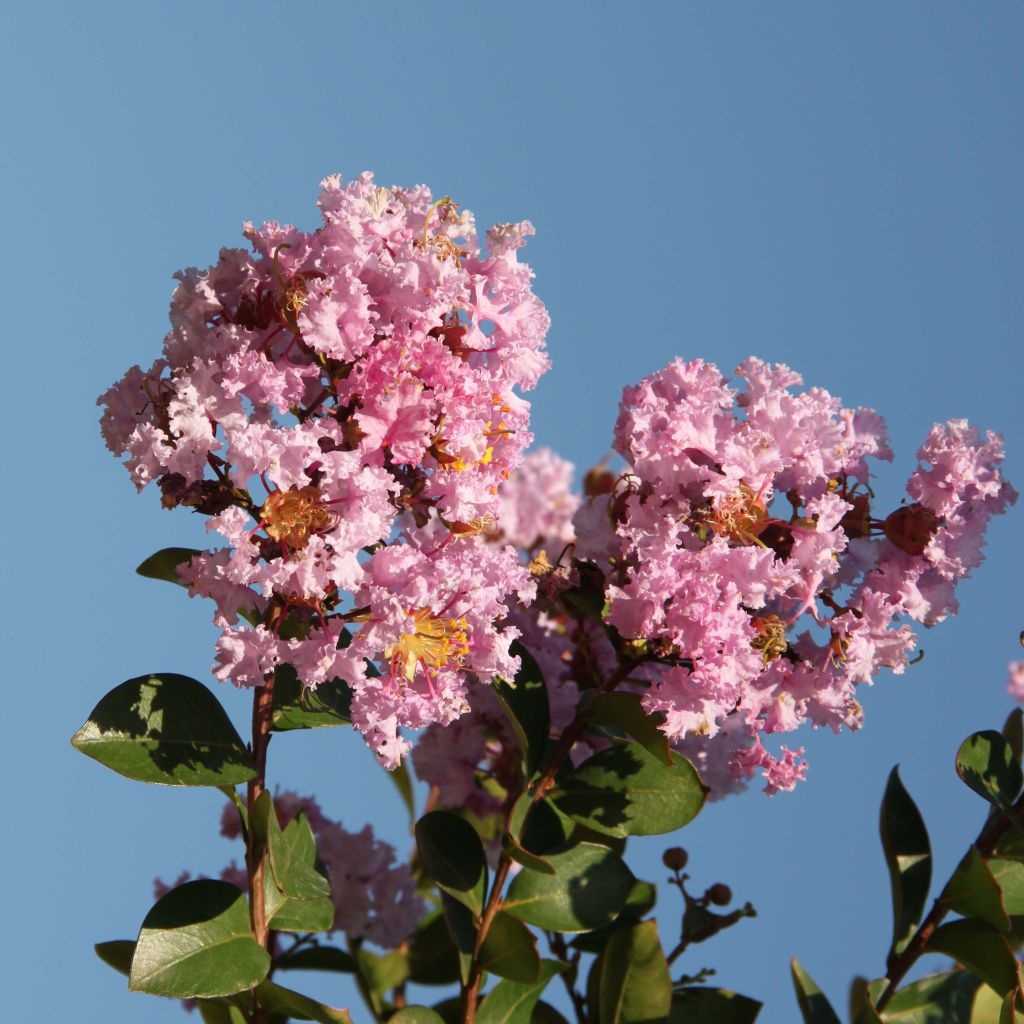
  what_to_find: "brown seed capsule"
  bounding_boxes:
[662,847,689,872]
[881,503,942,557]
[708,883,732,906]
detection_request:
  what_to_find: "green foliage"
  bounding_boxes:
[956,731,1023,810]
[389,1009,448,1024]
[597,920,671,1024]
[416,810,489,916]
[554,742,706,838]
[72,673,256,786]
[478,911,542,983]
[129,880,271,998]
[668,988,762,1024]
[791,958,842,1024]
[940,846,1010,930]
[270,662,353,731]
[878,767,931,964]
[254,980,352,1022]
[874,971,981,1024]
[94,940,135,977]
[475,959,567,1024]
[494,643,551,778]
[407,911,462,985]
[136,547,202,585]
[584,692,671,766]
[924,919,1023,997]
[503,842,635,932]
[275,945,356,974]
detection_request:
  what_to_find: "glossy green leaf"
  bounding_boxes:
[585,692,671,766]
[941,846,1010,930]
[254,979,351,1022]
[504,795,555,874]
[791,958,842,1024]
[570,879,657,953]
[554,743,706,838]
[925,919,1023,996]
[476,959,567,1024]
[598,920,671,1024]
[416,811,488,916]
[990,859,1024,915]
[94,940,135,977]
[494,643,551,778]
[271,662,353,731]
[275,945,356,973]
[504,841,635,932]
[668,988,762,1024]
[957,731,1023,810]
[879,767,932,964]
[407,911,461,985]
[877,970,981,1023]
[72,673,256,786]
[479,911,541,983]
[130,880,271,998]
[136,547,202,585]
[389,1009,448,1024]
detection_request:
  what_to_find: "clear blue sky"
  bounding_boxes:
[3,3,1021,1021]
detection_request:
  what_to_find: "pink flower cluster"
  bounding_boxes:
[573,357,1015,794]
[98,174,548,766]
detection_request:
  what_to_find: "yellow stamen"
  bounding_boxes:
[262,486,332,552]
[386,608,470,682]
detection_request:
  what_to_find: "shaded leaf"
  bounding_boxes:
[271,662,353,731]
[136,547,202,586]
[479,911,541,983]
[494,644,551,778]
[254,979,351,1022]
[1004,710,1024,764]
[925,919,1023,996]
[532,1002,572,1024]
[879,767,932,965]
[990,859,1024,915]
[586,692,671,766]
[476,960,567,1024]
[197,1002,249,1024]
[441,893,476,985]
[94,940,135,977]
[407,911,461,985]
[72,673,256,786]
[941,846,1010,930]
[416,811,488,916]
[669,988,762,1024]
[791,958,842,1024]
[504,842,634,933]
[389,759,416,828]
[598,920,671,1024]
[878,970,981,1023]
[554,743,706,838]
[355,948,408,995]
[956,731,1023,810]
[570,879,657,953]
[275,946,356,974]
[504,795,555,875]
[130,880,271,998]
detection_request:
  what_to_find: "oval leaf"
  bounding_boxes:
[389,1009,448,1024]
[72,673,256,786]
[555,742,706,838]
[130,880,270,998]
[407,912,461,986]
[136,547,202,585]
[504,842,635,933]
[494,643,551,778]
[879,767,932,965]
[271,663,353,731]
[989,859,1024,915]
[925,919,1023,997]
[880,970,981,1024]
[416,811,488,916]
[669,988,762,1024]
[791,958,842,1024]
[94,940,136,977]
[478,911,541,983]
[477,960,567,1024]
[956,731,1023,810]
[254,979,351,1023]
[586,692,671,766]
[599,920,671,1024]
[941,846,1010,930]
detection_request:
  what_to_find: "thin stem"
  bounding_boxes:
[459,657,644,1024]
[875,791,1024,1011]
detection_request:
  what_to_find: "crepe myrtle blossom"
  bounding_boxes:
[571,356,1015,795]
[97,173,548,766]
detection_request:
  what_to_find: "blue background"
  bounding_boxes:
[3,3,1021,1021]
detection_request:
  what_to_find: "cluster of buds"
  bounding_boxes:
[98,173,549,766]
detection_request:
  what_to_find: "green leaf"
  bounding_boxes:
[585,692,671,766]
[504,842,635,932]
[479,911,541,983]
[441,893,476,985]
[554,743,705,838]
[1004,710,1024,764]
[476,960,568,1024]
[407,912,461,985]
[990,859,1024,915]
[941,846,1011,930]
[570,879,657,953]
[598,920,671,1024]
[416,811,488,916]
[94,940,135,977]
[878,970,982,1023]
[389,1009,448,1024]
[254,979,351,1022]
[956,731,1023,810]
[668,988,762,1024]
[504,795,556,875]
[271,662,353,731]
[196,1001,249,1024]
[129,880,271,998]
[136,547,202,585]
[494,643,551,778]
[72,673,257,786]
[879,767,932,965]
[355,947,409,994]
[924,919,1023,996]
[532,1001,572,1024]
[389,759,417,827]
[791,958,842,1024]
[275,945,356,973]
